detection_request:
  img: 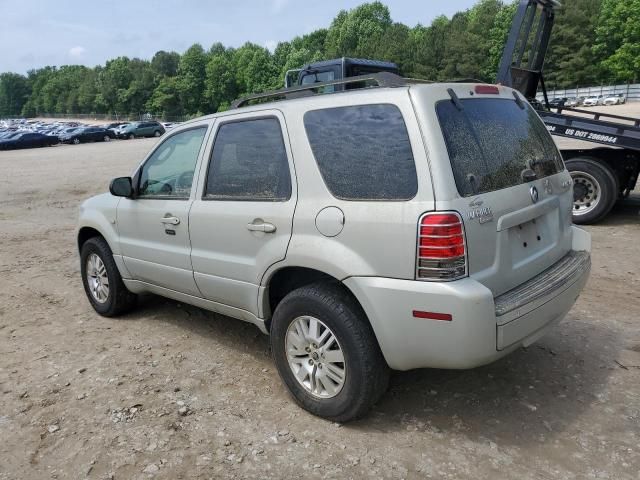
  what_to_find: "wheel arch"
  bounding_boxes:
[261,266,371,335]
[77,226,104,252]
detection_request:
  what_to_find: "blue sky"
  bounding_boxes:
[0,0,478,73]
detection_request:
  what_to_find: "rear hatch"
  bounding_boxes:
[411,85,574,297]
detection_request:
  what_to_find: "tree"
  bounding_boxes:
[232,43,279,96]
[176,44,207,114]
[2,0,637,119]
[204,47,237,112]
[408,16,450,80]
[483,0,517,80]
[545,0,602,88]
[0,73,29,116]
[146,76,183,118]
[593,0,640,83]
[151,50,180,78]
[325,2,392,58]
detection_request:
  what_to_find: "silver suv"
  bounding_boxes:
[77,80,591,421]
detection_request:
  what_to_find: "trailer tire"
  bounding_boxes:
[566,157,617,224]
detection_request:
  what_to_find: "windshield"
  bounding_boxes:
[436,98,564,197]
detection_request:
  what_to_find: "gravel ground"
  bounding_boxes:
[0,130,639,479]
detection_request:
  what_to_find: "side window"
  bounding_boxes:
[304,104,418,200]
[138,127,207,199]
[204,118,291,201]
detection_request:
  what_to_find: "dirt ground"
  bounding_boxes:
[1,125,639,479]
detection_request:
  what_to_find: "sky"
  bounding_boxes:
[0,0,478,74]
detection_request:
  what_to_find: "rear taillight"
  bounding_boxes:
[416,212,467,281]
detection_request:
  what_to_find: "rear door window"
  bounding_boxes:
[436,98,563,197]
[303,104,417,201]
[204,118,291,201]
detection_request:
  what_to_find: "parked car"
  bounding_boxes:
[0,132,59,150]
[110,123,131,136]
[564,97,582,107]
[603,93,626,106]
[118,121,165,139]
[61,126,115,144]
[106,122,127,130]
[583,95,604,106]
[548,97,568,107]
[77,81,591,421]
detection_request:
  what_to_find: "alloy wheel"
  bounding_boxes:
[86,253,109,303]
[285,316,346,399]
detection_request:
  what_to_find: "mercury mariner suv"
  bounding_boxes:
[77,77,591,422]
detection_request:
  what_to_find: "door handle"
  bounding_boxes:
[247,221,276,233]
[161,216,180,225]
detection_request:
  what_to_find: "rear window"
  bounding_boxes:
[436,98,563,197]
[304,104,417,201]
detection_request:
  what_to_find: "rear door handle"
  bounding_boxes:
[247,221,276,233]
[161,216,180,225]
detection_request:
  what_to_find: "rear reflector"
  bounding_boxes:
[412,310,452,321]
[475,85,500,95]
[416,212,467,281]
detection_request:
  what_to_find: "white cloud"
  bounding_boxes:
[68,46,86,58]
[264,40,278,52]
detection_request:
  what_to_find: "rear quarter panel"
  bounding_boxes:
[265,88,435,282]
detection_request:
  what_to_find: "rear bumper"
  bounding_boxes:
[344,226,591,371]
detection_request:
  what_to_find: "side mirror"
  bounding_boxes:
[109,176,133,197]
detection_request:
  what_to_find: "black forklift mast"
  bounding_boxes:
[496,0,558,105]
[497,0,640,153]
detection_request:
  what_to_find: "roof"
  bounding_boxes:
[300,57,398,71]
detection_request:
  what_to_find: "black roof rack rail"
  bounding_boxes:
[450,78,488,84]
[230,71,409,109]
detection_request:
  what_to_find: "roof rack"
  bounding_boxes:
[230,72,410,109]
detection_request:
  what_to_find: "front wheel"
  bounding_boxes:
[103,135,111,142]
[153,130,161,137]
[80,237,136,316]
[128,133,135,140]
[270,282,389,422]
[566,157,618,224]
[72,137,80,145]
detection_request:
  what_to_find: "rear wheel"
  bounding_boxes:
[270,282,389,422]
[128,133,135,140]
[72,137,80,145]
[566,157,618,224]
[103,135,111,142]
[153,130,161,137]
[80,237,136,317]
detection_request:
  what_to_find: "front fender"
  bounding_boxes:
[77,194,131,278]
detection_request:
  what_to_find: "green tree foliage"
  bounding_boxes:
[1,1,636,119]
[176,44,207,114]
[593,0,640,83]
[545,0,603,88]
[146,76,183,118]
[325,2,392,58]
[151,50,180,78]
[0,72,30,116]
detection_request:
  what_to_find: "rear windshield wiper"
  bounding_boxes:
[521,168,537,182]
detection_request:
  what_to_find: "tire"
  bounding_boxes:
[128,133,135,140]
[270,282,389,422]
[80,237,136,317]
[566,157,618,224]
[72,137,80,145]
[103,135,111,142]
[153,130,161,137]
